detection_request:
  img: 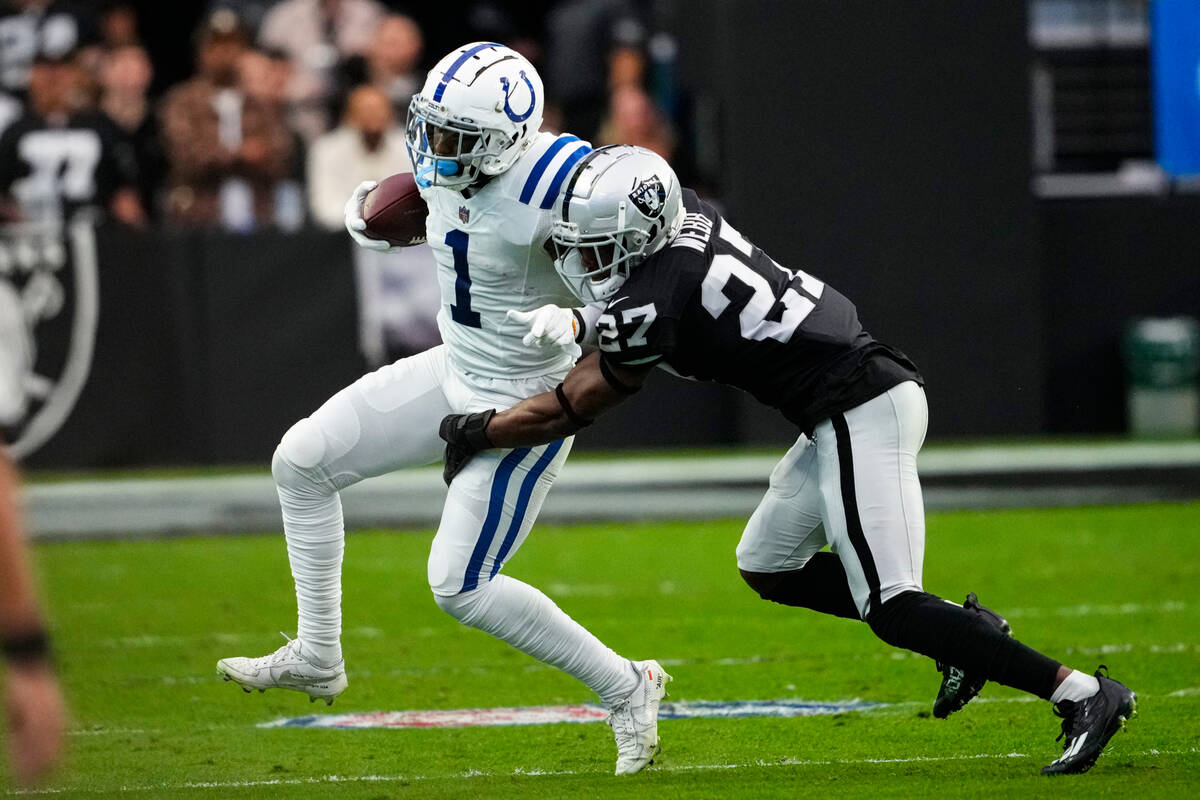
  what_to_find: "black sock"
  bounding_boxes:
[739,551,860,620]
[866,590,1061,700]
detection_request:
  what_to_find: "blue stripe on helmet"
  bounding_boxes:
[432,42,502,103]
[518,136,579,205]
[539,144,593,210]
[461,447,530,592]
[488,440,564,580]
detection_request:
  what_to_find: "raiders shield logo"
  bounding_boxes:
[628,175,666,219]
[0,216,99,460]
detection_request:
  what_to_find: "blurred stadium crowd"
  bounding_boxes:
[0,0,697,232]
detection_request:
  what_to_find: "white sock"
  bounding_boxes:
[436,575,639,704]
[276,460,345,668]
[1050,669,1100,703]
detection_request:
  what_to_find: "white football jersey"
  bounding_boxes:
[421,131,591,379]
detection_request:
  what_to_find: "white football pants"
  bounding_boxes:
[736,381,929,618]
[271,344,637,703]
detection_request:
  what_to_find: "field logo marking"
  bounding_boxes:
[259,699,883,730]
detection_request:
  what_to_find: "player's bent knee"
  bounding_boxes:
[277,418,328,471]
[272,418,336,493]
[739,568,783,599]
[866,590,925,647]
[432,584,487,626]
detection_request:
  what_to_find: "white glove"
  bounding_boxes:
[506,305,578,349]
[343,180,398,252]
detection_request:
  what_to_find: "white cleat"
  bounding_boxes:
[216,636,347,705]
[608,659,672,776]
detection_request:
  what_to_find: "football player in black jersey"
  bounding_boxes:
[440,145,1137,776]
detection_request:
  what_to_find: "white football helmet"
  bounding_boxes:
[406,42,544,190]
[551,145,684,303]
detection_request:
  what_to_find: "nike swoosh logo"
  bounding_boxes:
[608,297,630,310]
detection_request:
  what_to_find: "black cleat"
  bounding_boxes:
[932,592,1012,719]
[1041,666,1137,776]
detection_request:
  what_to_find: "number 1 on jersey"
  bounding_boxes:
[445,229,482,328]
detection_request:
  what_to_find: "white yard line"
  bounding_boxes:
[88,600,1188,650]
[8,748,1198,796]
[101,638,1198,690]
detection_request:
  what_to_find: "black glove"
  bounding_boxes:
[438,409,496,485]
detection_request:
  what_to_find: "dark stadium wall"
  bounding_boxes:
[667,0,1045,440]
[19,204,1199,469]
[1041,196,1200,433]
[22,228,368,469]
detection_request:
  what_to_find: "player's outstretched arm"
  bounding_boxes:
[504,304,608,351]
[438,352,652,483]
[495,350,650,445]
[1,449,67,786]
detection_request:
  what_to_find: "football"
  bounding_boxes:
[361,172,429,247]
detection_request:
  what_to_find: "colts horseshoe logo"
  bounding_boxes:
[499,71,536,122]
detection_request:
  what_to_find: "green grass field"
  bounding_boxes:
[9,502,1200,798]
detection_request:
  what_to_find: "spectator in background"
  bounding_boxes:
[206,0,274,37]
[0,0,102,134]
[98,43,163,220]
[98,1,139,49]
[159,10,293,230]
[307,83,439,363]
[0,50,144,226]
[306,84,405,228]
[359,14,422,119]
[257,0,386,143]
[239,45,306,230]
[543,0,645,140]
[595,84,675,162]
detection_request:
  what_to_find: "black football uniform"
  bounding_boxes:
[595,189,922,434]
[0,111,139,220]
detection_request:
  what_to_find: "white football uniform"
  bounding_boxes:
[266,128,646,710]
[423,130,588,379]
[228,44,650,766]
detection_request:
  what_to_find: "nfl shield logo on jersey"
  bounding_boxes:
[628,175,666,219]
[459,206,470,224]
[0,217,99,460]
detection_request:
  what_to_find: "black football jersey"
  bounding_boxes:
[596,189,922,433]
[0,111,138,219]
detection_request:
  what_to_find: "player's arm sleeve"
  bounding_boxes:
[484,351,653,448]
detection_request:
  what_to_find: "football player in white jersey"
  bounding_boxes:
[217,44,669,776]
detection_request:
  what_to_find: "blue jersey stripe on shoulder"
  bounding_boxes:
[539,144,593,209]
[433,42,502,102]
[519,135,578,205]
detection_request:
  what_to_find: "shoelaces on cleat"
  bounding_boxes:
[1051,700,1079,745]
[607,699,640,748]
